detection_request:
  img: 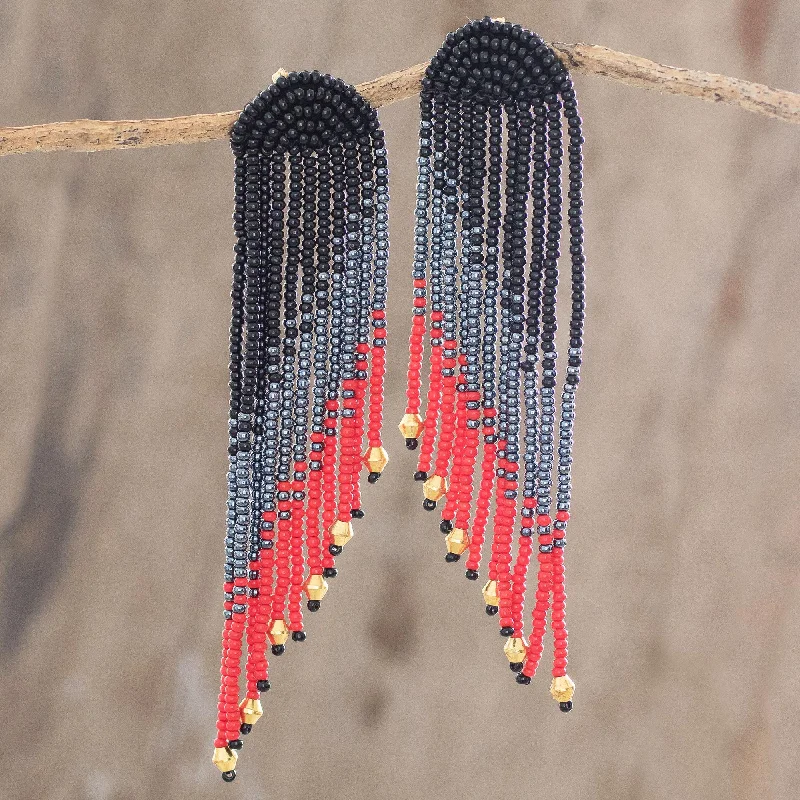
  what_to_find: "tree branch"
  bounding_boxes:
[1,42,797,158]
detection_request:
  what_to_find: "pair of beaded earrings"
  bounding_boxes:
[213,17,585,781]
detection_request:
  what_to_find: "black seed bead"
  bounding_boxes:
[292,631,306,642]
[485,604,499,616]
[445,552,460,563]
[500,626,514,637]
[560,701,573,712]
[256,680,271,692]
[440,519,453,533]
[329,544,342,556]
[307,600,321,612]
[465,569,479,581]
[228,739,243,750]
[516,673,531,685]
[323,567,338,578]
[405,438,419,450]
[423,499,437,511]
[367,471,381,484]
[351,508,365,519]
[271,644,285,656]
[239,723,253,736]
[222,770,237,783]
[414,471,428,482]
[510,661,524,673]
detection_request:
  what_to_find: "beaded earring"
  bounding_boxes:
[214,71,389,781]
[400,18,585,709]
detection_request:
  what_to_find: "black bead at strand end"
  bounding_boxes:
[222,770,237,783]
[367,472,381,484]
[239,723,252,736]
[440,519,453,533]
[228,739,243,750]
[414,471,428,482]
[405,438,419,450]
[516,674,531,685]
[500,626,514,637]
[323,567,338,578]
[465,569,479,581]
[329,544,343,556]
[351,508,365,519]
[485,605,499,616]
[444,552,460,563]
[256,679,270,692]
[509,662,524,673]
[271,644,285,656]
[292,631,306,642]
[560,701,573,713]
[307,600,321,612]
[423,499,437,511]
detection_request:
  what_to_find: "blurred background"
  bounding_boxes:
[1,1,799,798]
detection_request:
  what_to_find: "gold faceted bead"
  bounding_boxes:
[267,618,290,646]
[504,636,528,663]
[423,474,448,502]
[239,697,263,726]
[398,413,424,440]
[482,579,499,607]
[303,574,329,601]
[550,675,576,703]
[362,445,390,474]
[212,746,237,773]
[329,519,354,547]
[445,527,470,555]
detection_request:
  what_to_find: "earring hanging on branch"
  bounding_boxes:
[213,70,389,781]
[400,17,585,709]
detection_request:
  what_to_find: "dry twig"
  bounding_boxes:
[1,42,797,158]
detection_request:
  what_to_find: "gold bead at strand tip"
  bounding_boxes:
[267,618,290,646]
[504,636,528,663]
[445,527,470,555]
[550,675,576,703]
[212,746,237,773]
[398,413,423,439]
[239,697,263,726]
[303,574,329,601]
[362,445,389,474]
[423,474,448,501]
[329,519,354,547]
[482,579,499,607]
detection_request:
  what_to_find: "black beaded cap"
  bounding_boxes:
[422,17,571,103]
[231,71,380,155]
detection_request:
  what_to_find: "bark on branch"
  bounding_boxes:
[1,42,798,158]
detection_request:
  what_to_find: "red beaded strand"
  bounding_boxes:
[287,462,307,634]
[368,317,387,449]
[417,310,444,476]
[321,404,338,572]
[405,284,427,418]
[551,510,570,677]
[441,370,468,525]
[465,415,497,574]
[271,481,292,625]
[523,513,554,679]
[431,340,459,485]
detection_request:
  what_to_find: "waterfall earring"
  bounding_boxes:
[214,71,389,781]
[400,18,586,709]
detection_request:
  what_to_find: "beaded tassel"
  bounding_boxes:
[401,18,586,709]
[215,71,389,780]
